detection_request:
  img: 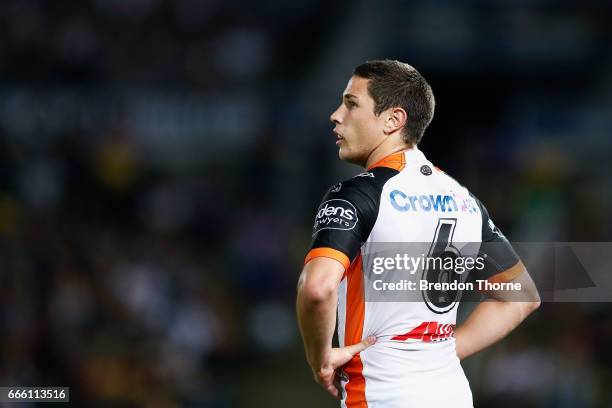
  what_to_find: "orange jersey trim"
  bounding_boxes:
[304,247,350,271]
[488,260,525,284]
[344,255,368,407]
[367,151,406,171]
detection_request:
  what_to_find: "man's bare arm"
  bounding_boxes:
[455,261,540,361]
[296,257,344,369]
[296,257,375,399]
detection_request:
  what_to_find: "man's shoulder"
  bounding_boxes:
[312,167,401,239]
[325,167,400,200]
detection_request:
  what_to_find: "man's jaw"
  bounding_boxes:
[334,129,365,165]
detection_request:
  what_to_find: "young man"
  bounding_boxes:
[296,60,540,407]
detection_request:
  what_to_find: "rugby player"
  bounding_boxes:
[296,60,540,407]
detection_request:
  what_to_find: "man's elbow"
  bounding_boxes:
[297,275,336,304]
[526,285,542,313]
[529,298,541,312]
[519,296,541,318]
[512,267,541,317]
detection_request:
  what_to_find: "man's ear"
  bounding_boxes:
[383,107,408,135]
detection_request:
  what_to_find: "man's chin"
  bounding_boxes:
[338,147,350,161]
[338,148,364,166]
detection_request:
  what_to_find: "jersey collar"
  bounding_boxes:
[366,148,413,171]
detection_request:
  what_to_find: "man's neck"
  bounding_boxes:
[364,139,413,170]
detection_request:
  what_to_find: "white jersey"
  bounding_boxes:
[305,148,521,408]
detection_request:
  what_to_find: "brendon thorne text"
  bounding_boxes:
[372,279,522,292]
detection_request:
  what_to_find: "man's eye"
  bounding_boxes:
[347,101,358,109]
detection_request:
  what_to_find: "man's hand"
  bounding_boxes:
[311,336,377,399]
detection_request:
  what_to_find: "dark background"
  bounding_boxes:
[0,0,611,406]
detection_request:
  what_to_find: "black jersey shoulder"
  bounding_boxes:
[470,193,521,278]
[309,167,400,262]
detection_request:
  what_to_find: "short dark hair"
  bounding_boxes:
[353,60,435,145]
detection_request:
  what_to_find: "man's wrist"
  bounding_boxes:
[307,347,332,371]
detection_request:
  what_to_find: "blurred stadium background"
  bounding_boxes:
[0,0,611,406]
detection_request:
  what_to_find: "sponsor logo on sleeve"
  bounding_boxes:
[355,172,375,178]
[312,199,358,236]
[488,219,504,238]
[329,182,342,193]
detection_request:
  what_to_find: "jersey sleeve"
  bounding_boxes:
[305,169,395,270]
[472,196,522,282]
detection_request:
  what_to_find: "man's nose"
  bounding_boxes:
[330,107,341,125]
